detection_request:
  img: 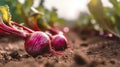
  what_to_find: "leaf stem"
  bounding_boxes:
[11,22,34,33]
[0,18,27,38]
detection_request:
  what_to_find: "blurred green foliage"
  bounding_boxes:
[0,0,65,30]
[88,0,120,37]
[75,0,120,38]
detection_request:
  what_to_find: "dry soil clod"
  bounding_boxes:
[74,51,90,65]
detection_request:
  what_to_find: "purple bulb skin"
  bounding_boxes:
[25,31,50,57]
[51,34,67,51]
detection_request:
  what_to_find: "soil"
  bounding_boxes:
[0,30,120,67]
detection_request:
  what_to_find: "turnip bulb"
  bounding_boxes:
[51,34,67,51]
[0,18,68,57]
[0,18,49,56]
[25,31,50,56]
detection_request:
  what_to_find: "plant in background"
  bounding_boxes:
[74,12,101,35]
[87,0,120,38]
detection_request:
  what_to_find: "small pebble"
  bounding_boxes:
[109,60,115,64]
[9,51,21,59]
[80,43,88,47]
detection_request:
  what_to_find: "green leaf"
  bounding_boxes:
[23,0,33,16]
[39,0,45,7]
[49,10,58,26]
[87,0,120,37]
[0,5,11,22]
[115,18,120,33]
[87,0,105,29]
[88,0,113,29]
[109,0,118,7]
[88,0,105,20]
[88,0,117,36]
